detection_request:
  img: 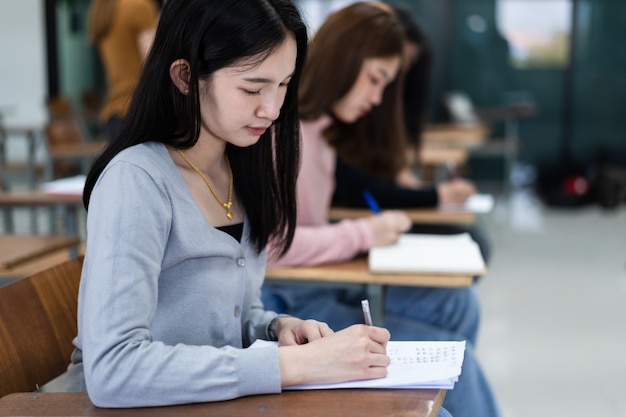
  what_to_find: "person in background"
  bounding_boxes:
[67,0,395,408]
[261,3,501,417]
[87,0,159,141]
[331,3,491,263]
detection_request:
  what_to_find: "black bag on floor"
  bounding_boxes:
[593,160,626,209]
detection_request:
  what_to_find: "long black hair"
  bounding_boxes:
[301,2,406,180]
[83,0,307,255]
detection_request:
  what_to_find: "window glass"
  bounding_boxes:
[297,0,360,35]
[496,0,572,69]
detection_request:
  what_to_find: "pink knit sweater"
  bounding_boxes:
[267,116,373,267]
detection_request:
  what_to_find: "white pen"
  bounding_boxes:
[361,299,373,326]
[446,161,458,180]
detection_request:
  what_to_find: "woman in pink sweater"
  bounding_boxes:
[262,4,501,417]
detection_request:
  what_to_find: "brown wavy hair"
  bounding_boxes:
[299,2,408,180]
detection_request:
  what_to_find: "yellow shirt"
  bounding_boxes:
[98,0,158,122]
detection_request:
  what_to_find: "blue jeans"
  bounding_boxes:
[439,408,453,417]
[262,284,501,417]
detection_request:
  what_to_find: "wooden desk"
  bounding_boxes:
[49,141,106,160]
[0,389,445,417]
[328,207,476,225]
[0,191,83,206]
[0,191,83,235]
[418,147,468,167]
[0,235,81,271]
[46,141,105,181]
[0,125,42,190]
[266,256,474,325]
[422,123,489,147]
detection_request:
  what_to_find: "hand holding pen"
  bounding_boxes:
[277,322,391,386]
[363,190,382,214]
[362,190,411,246]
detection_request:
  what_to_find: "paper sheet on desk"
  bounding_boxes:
[441,193,494,213]
[42,175,86,196]
[251,340,465,390]
[368,233,485,274]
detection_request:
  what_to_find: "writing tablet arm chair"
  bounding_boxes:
[0,256,83,397]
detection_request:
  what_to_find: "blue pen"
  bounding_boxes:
[362,190,381,214]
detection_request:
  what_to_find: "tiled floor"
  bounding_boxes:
[475,189,626,417]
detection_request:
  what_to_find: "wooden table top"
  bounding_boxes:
[328,206,476,225]
[418,147,468,166]
[422,123,489,147]
[0,191,83,207]
[50,141,106,160]
[0,125,42,136]
[0,390,445,417]
[0,235,81,270]
[266,256,474,288]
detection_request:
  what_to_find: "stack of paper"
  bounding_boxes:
[368,233,485,275]
[251,340,465,390]
[441,193,494,213]
[42,175,86,196]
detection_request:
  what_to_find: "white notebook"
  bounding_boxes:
[440,193,494,213]
[368,233,485,275]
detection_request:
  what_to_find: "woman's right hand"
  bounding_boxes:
[368,211,411,246]
[437,178,476,204]
[278,324,391,387]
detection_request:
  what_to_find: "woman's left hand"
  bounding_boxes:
[395,167,422,189]
[275,316,334,345]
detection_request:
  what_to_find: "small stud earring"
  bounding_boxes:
[184,89,189,95]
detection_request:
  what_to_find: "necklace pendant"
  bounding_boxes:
[177,149,235,222]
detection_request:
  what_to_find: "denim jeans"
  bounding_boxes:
[438,407,453,417]
[261,284,501,417]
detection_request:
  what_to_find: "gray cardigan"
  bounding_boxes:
[66,142,282,407]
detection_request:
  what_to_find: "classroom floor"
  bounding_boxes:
[475,187,626,417]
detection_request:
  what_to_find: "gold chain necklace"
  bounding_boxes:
[177,149,234,220]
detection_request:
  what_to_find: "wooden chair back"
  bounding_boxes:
[45,96,88,147]
[44,118,84,147]
[47,96,74,119]
[0,256,83,397]
[43,96,106,179]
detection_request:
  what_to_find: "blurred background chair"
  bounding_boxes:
[43,96,106,181]
[443,90,537,193]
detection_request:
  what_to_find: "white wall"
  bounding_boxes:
[0,0,47,127]
[298,0,359,35]
[0,0,47,162]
